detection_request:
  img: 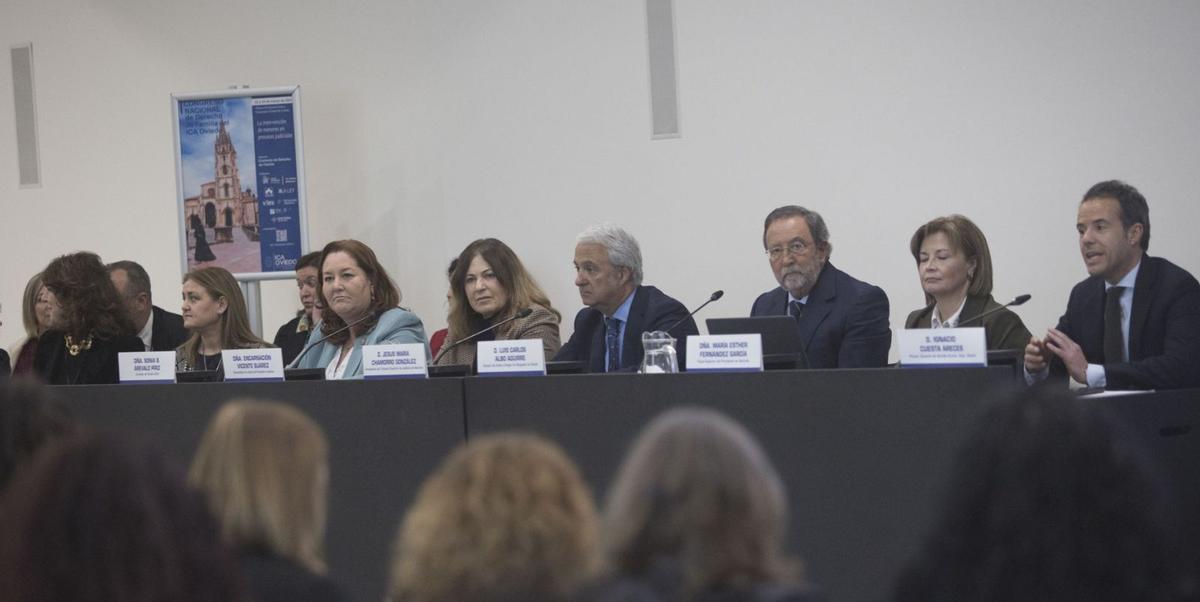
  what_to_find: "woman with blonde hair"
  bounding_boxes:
[433,238,560,366]
[7,273,52,375]
[905,214,1031,351]
[592,407,815,601]
[175,267,270,375]
[189,399,345,602]
[388,433,599,602]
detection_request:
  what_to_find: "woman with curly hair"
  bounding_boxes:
[33,252,142,385]
[387,432,599,602]
[175,267,271,376]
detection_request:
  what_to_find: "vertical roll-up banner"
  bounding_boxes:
[171,86,309,279]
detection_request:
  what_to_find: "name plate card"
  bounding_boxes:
[222,349,285,382]
[686,334,764,373]
[119,351,177,384]
[898,328,987,368]
[362,343,428,379]
[477,339,546,377]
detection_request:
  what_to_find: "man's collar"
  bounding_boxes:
[1107,259,1141,289]
[608,288,637,321]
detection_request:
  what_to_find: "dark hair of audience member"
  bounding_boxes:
[894,386,1189,602]
[600,407,804,598]
[0,431,245,602]
[0,379,74,493]
[41,251,136,339]
[388,432,599,602]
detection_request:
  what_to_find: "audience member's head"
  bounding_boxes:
[0,431,244,602]
[601,407,802,597]
[0,379,73,493]
[40,251,136,339]
[388,432,598,602]
[189,399,330,574]
[894,386,1187,602]
[18,272,51,340]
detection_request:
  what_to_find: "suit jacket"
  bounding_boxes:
[1051,255,1200,390]
[751,262,891,369]
[290,308,428,379]
[273,313,312,366]
[554,285,699,372]
[0,349,9,378]
[149,305,189,352]
[32,330,144,385]
[905,293,1032,352]
[434,304,562,367]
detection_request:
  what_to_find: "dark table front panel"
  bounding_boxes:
[49,374,1200,602]
[56,379,465,602]
[465,367,1018,602]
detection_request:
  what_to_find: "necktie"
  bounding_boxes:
[1104,286,1126,363]
[790,300,805,322]
[606,317,622,372]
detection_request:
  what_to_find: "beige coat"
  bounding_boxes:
[434,304,561,366]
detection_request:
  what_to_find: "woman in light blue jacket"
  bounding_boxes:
[290,239,427,379]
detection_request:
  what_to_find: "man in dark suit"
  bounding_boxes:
[108,261,189,352]
[554,224,699,372]
[1025,181,1200,390]
[750,206,891,369]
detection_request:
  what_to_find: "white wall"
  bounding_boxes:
[3,0,1199,360]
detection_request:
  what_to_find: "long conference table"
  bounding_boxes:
[52,369,1200,602]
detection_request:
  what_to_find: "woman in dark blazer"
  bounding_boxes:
[906,215,1031,351]
[33,252,143,385]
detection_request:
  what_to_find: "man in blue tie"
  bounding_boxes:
[554,223,698,372]
[1025,180,1200,390]
[750,205,891,368]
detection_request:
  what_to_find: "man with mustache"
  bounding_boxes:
[1024,180,1200,390]
[750,205,891,368]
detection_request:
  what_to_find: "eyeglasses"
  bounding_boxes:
[766,239,811,261]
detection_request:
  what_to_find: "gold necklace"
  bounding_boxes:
[64,334,93,356]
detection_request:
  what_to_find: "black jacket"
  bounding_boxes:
[554,285,698,372]
[1050,255,1200,390]
[33,330,143,385]
[149,305,190,352]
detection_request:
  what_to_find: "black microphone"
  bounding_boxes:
[662,290,724,334]
[432,307,535,364]
[287,312,375,369]
[956,294,1031,327]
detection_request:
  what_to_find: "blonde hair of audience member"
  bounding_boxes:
[602,407,802,595]
[177,267,270,369]
[388,433,599,602]
[189,399,330,574]
[446,238,561,342]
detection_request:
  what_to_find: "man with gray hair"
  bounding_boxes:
[555,223,699,372]
[751,206,890,368]
[108,260,189,352]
